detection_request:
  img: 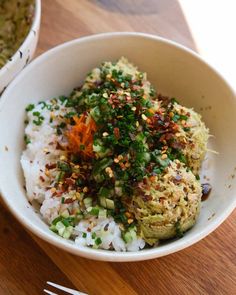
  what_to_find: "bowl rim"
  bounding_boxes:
[0,0,41,77]
[0,32,235,261]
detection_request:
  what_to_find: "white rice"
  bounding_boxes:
[21,99,145,251]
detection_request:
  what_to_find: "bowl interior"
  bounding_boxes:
[0,33,235,261]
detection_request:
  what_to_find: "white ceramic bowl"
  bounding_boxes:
[0,33,235,262]
[0,0,41,93]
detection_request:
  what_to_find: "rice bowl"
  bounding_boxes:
[0,33,235,261]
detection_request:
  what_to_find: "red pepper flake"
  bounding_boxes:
[45,163,57,170]
[143,178,148,185]
[159,197,165,203]
[56,142,64,150]
[142,194,153,201]
[114,127,120,139]
[64,198,73,204]
[65,178,75,185]
[39,176,45,182]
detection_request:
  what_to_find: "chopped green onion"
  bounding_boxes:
[95,237,102,245]
[57,161,72,173]
[24,135,31,145]
[87,207,100,216]
[25,104,35,112]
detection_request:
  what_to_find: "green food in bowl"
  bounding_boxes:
[0,0,34,69]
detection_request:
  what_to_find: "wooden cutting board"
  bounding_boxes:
[0,0,235,294]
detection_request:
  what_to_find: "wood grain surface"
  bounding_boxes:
[0,0,235,294]
[0,203,76,295]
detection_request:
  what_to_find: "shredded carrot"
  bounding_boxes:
[66,114,97,158]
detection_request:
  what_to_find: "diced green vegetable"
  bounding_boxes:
[25,104,35,112]
[56,171,65,182]
[105,199,114,209]
[57,161,72,173]
[95,237,102,245]
[98,208,107,219]
[55,221,66,236]
[87,207,100,216]
[99,196,114,209]
[84,197,93,208]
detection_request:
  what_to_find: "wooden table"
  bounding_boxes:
[1,1,235,294]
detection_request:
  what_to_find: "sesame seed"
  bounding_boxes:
[141,114,147,121]
[83,187,88,193]
[103,132,109,137]
[71,173,78,179]
[50,187,56,193]
[45,170,50,177]
[105,167,111,173]
[125,212,132,218]
[131,106,136,111]
[161,154,168,159]
[117,155,123,161]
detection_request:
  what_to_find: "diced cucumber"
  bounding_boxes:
[55,221,66,236]
[122,227,137,244]
[90,106,101,122]
[123,231,132,243]
[61,210,69,218]
[99,196,107,208]
[98,208,107,219]
[105,199,114,209]
[99,196,114,209]
[87,207,100,216]
[84,197,93,208]
[62,226,73,239]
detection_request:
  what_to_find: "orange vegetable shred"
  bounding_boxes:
[66,114,96,158]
